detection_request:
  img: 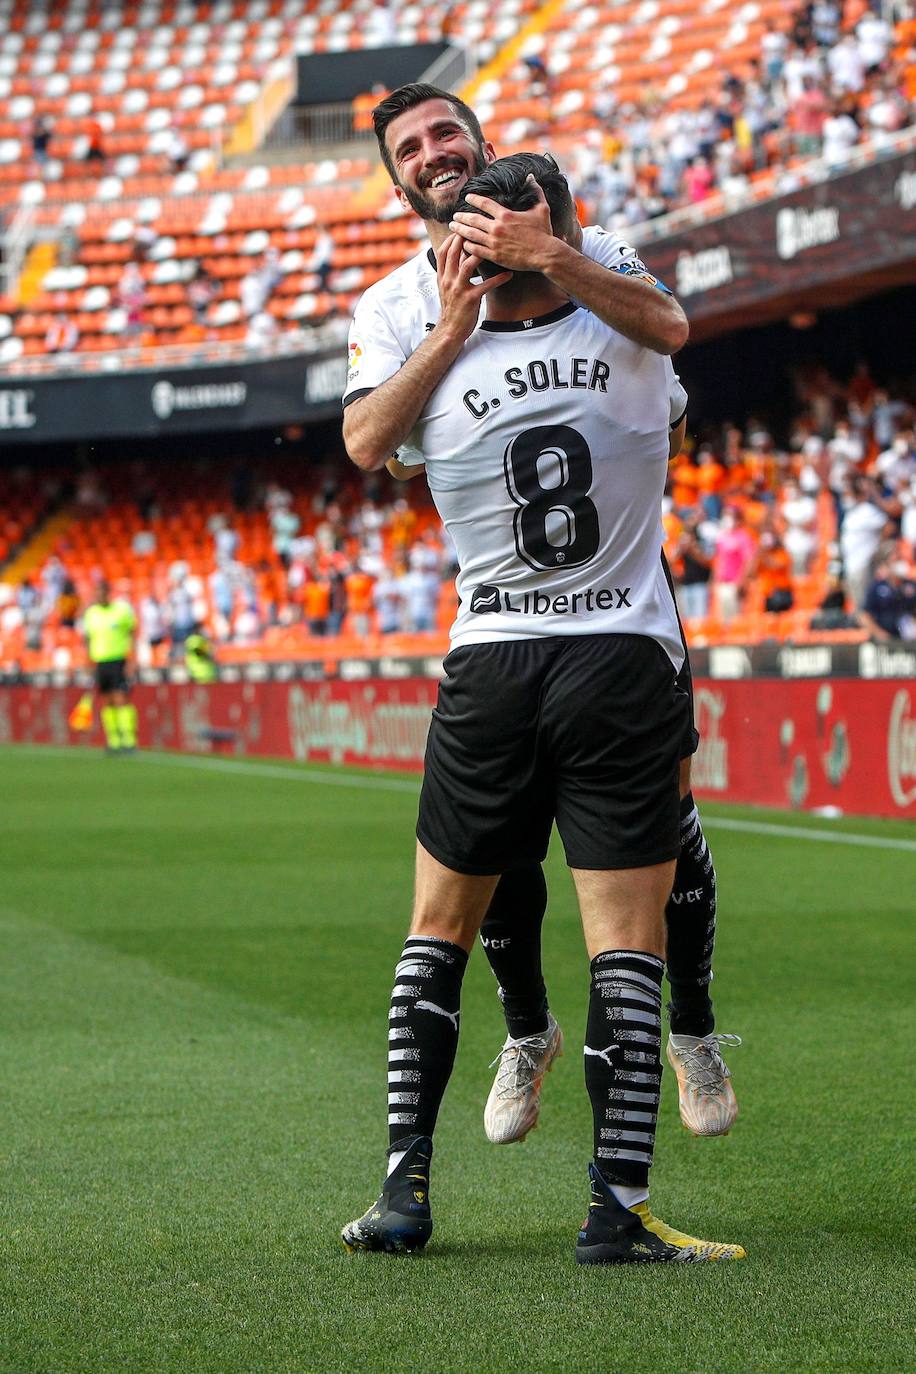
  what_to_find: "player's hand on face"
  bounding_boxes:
[435,233,512,341]
[449,175,553,272]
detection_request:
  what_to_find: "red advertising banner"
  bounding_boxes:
[690,678,916,817]
[0,678,437,772]
[2,676,915,819]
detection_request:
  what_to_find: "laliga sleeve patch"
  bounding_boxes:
[347,338,364,382]
[610,259,673,295]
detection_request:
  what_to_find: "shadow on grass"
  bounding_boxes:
[336,1229,568,1264]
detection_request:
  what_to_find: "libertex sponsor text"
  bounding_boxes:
[775,205,840,260]
[469,584,632,615]
[859,642,916,678]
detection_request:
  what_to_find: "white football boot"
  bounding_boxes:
[666,1032,741,1137]
[484,1013,563,1144]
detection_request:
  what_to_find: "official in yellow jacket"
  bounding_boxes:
[83,581,138,752]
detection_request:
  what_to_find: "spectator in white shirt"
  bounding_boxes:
[856,9,892,72]
[140,595,167,648]
[166,124,189,173]
[872,390,910,450]
[364,1,397,46]
[901,479,916,553]
[309,229,335,293]
[866,80,908,133]
[840,478,892,607]
[821,106,859,165]
[812,0,841,49]
[239,250,282,319]
[761,22,788,82]
[828,419,864,504]
[373,567,404,633]
[875,432,916,489]
[827,34,866,93]
[783,43,824,102]
[211,516,239,564]
[397,565,439,632]
[245,309,278,350]
[780,481,819,574]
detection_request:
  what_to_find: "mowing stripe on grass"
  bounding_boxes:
[136,750,421,793]
[703,815,916,853]
[9,745,916,853]
[138,751,916,853]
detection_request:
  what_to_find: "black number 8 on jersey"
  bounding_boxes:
[503,425,600,572]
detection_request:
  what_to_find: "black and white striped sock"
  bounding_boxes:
[386,936,468,1162]
[666,793,716,1037]
[585,950,664,1203]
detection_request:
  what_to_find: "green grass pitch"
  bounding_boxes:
[1,745,913,1374]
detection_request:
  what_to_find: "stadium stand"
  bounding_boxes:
[1,362,914,673]
[0,0,913,362]
[0,0,544,360]
[472,0,915,231]
[0,0,914,672]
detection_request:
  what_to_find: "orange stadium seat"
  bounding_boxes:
[0,0,911,378]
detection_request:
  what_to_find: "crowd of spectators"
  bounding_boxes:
[1,359,913,673]
[0,459,456,670]
[665,363,916,638]
[565,1,914,229]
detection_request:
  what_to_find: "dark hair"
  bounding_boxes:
[454,153,575,275]
[372,83,485,181]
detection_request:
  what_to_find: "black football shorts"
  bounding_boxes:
[417,633,689,875]
[95,658,129,693]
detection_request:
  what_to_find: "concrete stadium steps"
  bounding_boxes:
[1,508,73,585]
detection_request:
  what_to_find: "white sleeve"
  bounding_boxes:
[395,441,426,469]
[665,356,688,427]
[342,290,408,407]
[580,225,674,295]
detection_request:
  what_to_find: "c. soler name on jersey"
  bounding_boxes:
[462,356,610,418]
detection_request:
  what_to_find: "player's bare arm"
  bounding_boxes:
[451,180,688,355]
[344,236,511,471]
[385,456,424,480]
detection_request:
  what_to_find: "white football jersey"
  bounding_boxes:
[408,301,685,667]
[342,226,673,406]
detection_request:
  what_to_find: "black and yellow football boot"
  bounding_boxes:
[341,1136,433,1255]
[576,1163,746,1265]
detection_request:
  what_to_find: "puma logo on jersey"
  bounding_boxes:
[468,584,633,616]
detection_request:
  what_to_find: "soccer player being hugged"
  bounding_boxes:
[83,580,139,754]
[341,153,745,1264]
[344,82,738,1162]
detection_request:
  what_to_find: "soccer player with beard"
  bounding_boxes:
[341,153,745,1264]
[343,84,738,1156]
